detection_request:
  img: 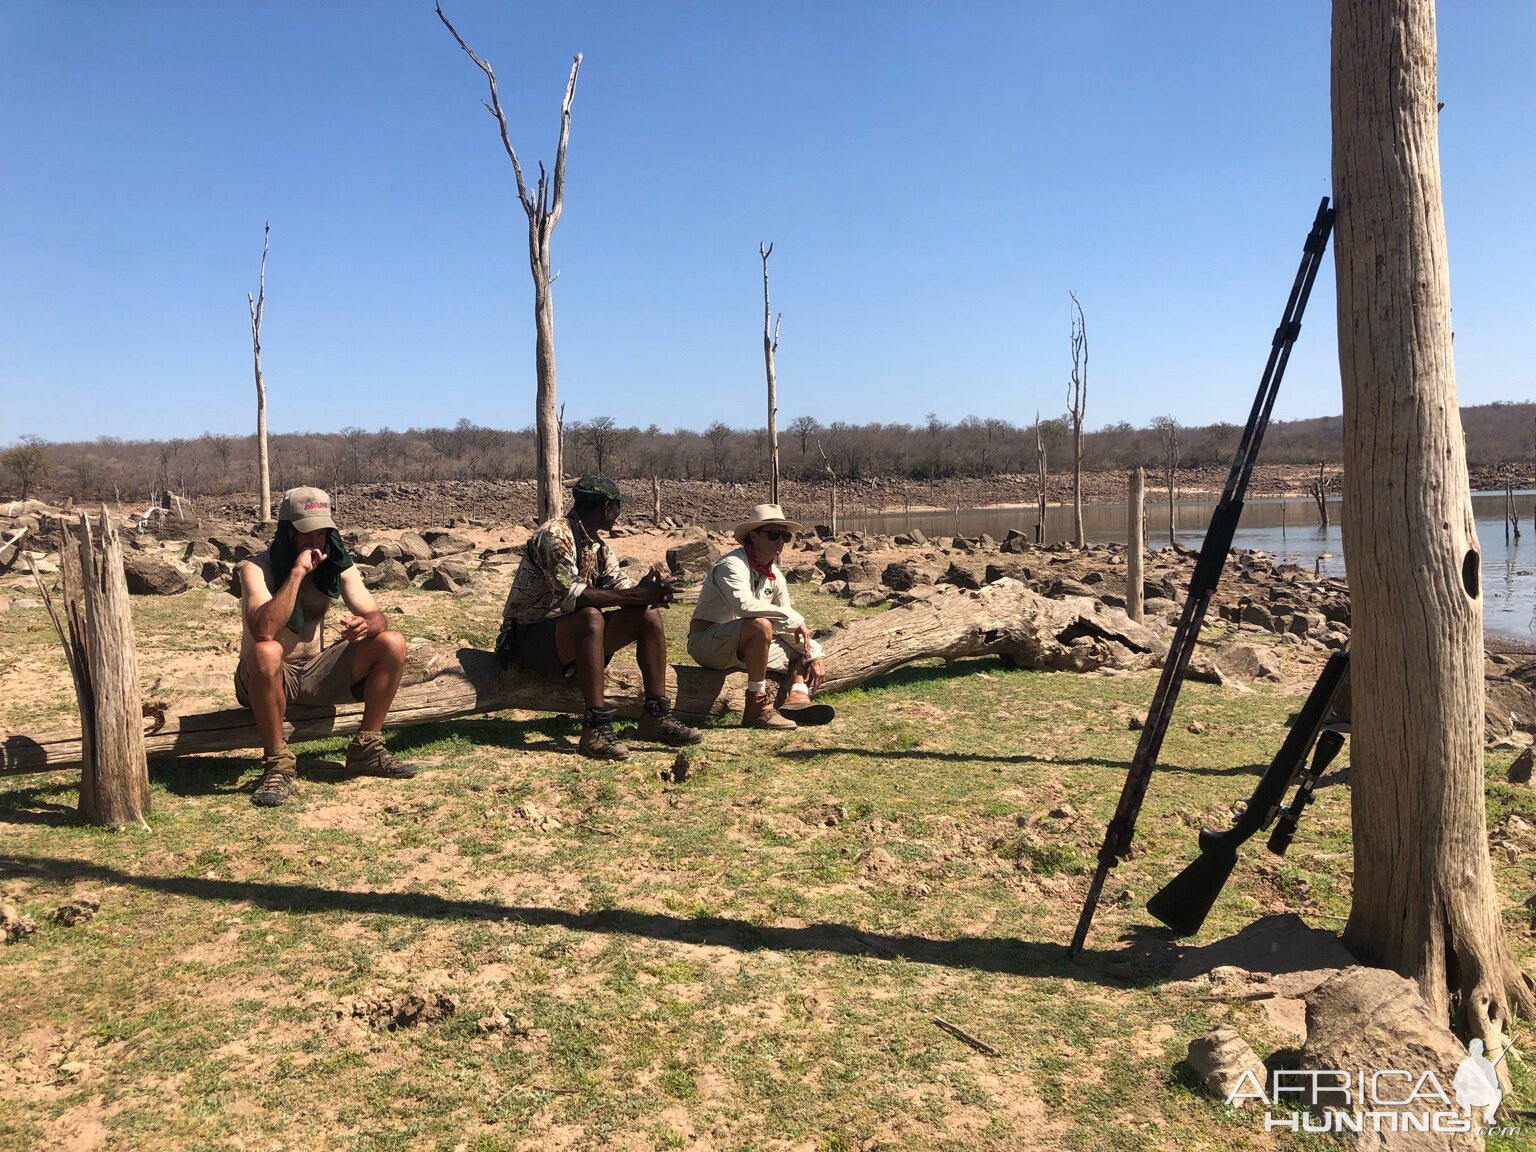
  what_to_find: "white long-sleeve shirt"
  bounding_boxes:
[691,546,824,659]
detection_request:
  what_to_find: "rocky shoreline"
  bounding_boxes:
[6,485,1536,748]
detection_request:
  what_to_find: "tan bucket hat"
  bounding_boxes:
[277,486,337,532]
[734,503,805,545]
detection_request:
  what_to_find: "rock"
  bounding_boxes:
[1510,748,1534,785]
[364,539,404,564]
[1213,642,1285,685]
[848,589,886,608]
[940,560,988,590]
[122,553,192,596]
[784,563,820,584]
[1302,966,1486,1147]
[666,539,719,582]
[424,531,475,557]
[421,567,463,594]
[1047,577,1097,599]
[817,545,852,573]
[396,531,434,562]
[984,561,1033,585]
[883,560,937,592]
[207,534,264,563]
[182,539,220,563]
[1185,1026,1267,1105]
[365,559,411,591]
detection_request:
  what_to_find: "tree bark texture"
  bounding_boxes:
[1068,292,1087,548]
[1333,0,1533,1052]
[46,514,151,826]
[2,581,1162,776]
[1127,467,1145,624]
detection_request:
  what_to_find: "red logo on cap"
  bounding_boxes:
[304,500,327,510]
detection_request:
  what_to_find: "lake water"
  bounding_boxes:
[836,491,1536,640]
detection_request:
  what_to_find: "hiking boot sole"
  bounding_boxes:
[780,702,835,726]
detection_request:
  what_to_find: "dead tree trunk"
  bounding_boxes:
[438,5,579,523]
[1127,467,1145,623]
[31,513,150,826]
[247,222,272,524]
[816,437,838,534]
[1334,0,1534,1061]
[3,581,1161,776]
[1068,291,1088,548]
[1154,416,1180,546]
[1034,411,1048,545]
[651,475,662,527]
[1311,462,1331,528]
[760,243,782,505]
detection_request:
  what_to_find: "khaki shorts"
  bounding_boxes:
[235,641,363,709]
[687,619,795,673]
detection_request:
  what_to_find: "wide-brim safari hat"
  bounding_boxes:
[734,503,805,545]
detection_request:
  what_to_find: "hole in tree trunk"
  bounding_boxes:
[1463,550,1481,599]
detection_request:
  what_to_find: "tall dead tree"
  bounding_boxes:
[761,243,783,504]
[1334,0,1534,1062]
[438,4,580,523]
[1067,291,1088,547]
[247,221,272,524]
[1153,415,1180,546]
[1126,467,1145,623]
[1033,411,1049,544]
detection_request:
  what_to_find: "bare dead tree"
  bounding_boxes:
[760,242,783,504]
[247,221,272,524]
[1311,462,1331,528]
[1067,291,1088,547]
[1033,411,1049,545]
[815,436,838,534]
[438,4,580,522]
[1152,415,1180,546]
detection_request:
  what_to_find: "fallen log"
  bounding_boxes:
[1,579,1162,776]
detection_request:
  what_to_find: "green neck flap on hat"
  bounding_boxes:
[269,522,353,634]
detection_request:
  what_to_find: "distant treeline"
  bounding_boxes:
[6,402,1534,504]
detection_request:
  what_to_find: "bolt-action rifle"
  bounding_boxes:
[1068,197,1335,957]
[1145,650,1350,936]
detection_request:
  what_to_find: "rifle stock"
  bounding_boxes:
[1145,651,1350,936]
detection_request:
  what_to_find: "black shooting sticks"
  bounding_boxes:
[1067,197,1335,958]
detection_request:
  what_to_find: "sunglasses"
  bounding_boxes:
[757,528,793,543]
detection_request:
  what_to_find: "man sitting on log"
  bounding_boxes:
[495,474,702,761]
[688,504,834,729]
[236,486,417,807]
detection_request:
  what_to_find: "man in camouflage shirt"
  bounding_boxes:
[497,475,701,760]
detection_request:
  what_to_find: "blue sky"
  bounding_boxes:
[2,2,1532,445]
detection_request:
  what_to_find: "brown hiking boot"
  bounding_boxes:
[635,698,703,746]
[344,731,419,779]
[743,691,796,730]
[579,707,629,761]
[251,746,297,807]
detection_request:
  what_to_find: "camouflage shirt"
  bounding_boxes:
[501,511,634,625]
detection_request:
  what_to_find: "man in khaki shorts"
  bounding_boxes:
[235,486,416,807]
[688,503,834,729]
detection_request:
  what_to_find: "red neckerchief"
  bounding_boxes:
[745,548,776,581]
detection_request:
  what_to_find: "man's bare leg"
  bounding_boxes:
[348,629,407,731]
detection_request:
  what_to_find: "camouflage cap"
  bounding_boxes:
[569,475,631,504]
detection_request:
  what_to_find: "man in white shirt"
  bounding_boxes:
[688,504,833,729]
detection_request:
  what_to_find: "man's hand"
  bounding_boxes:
[806,657,826,691]
[338,612,377,643]
[637,566,677,607]
[293,547,324,578]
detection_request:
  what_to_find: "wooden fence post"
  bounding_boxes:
[1127,467,1145,623]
